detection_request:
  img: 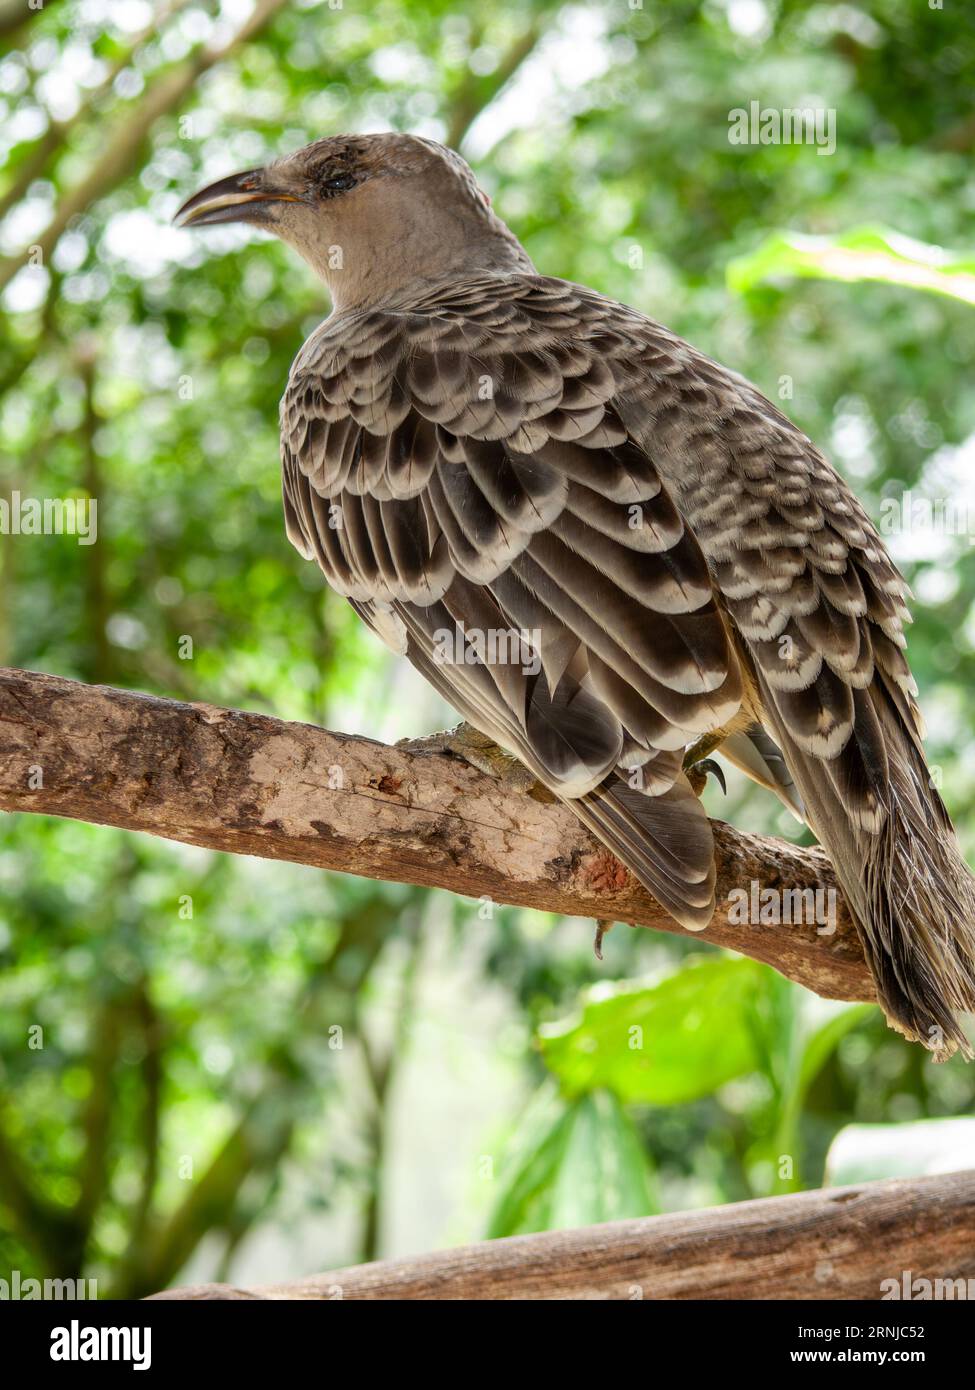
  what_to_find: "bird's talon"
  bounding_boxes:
[686,758,726,797]
[698,758,726,795]
[403,723,538,793]
[593,919,611,959]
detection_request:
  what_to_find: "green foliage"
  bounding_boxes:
[727,227,975,306]
[539,959,766,1106]
[487,1084,657,1238]
[490,958,874,1233]
[1,0,973,1291]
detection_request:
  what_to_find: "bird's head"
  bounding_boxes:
[174,132,532,311]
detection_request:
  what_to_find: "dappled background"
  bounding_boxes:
[1,0,974,1296]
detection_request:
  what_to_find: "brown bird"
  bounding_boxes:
[176,133,975,1057]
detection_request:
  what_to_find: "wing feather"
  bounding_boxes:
[280,279,752,924]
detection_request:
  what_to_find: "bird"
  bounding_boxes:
[175,132,975,1058]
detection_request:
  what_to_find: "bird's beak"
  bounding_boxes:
[173,168,304,228]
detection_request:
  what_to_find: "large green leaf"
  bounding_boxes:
[727,227,975,305]
[486,1085,657,1238]
[825,1117,975,1187]
[765,998,874,1193]
[483,1082,575,1239]
[538,957,766,1105]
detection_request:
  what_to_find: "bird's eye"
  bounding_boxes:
[321,174,357,193]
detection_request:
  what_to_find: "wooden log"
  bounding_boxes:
[147,1169,975,1300]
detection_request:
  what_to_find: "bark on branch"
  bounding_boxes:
[0,666,872,1003]
[147,1169,975,1300]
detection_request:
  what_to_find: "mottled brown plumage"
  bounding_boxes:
[177,133,975,1057]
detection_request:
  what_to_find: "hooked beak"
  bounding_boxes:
[173,168,305,228]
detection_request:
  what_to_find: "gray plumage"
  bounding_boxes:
[177,133,975,1058]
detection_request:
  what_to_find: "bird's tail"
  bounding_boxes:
[857,792,975,1057]
[759,675,975,1059]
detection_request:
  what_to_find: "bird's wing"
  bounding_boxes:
[604,303,975,1051]
[280,275,748,928]
[615,350,925,839]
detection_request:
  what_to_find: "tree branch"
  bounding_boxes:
[0,0,289,294]
[0,0,61,45]
[147,1169,975,1299]
[446,16,551,152]
[0,666,872,1004]
[0,0,193,224]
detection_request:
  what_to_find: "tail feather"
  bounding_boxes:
[757,669,975,1059]
[862,796,975,1057]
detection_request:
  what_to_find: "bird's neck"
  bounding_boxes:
[328,235,534,314]
[299,181,535,313]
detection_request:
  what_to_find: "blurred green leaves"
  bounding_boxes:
[487,1084,657,1238]
[727,227,975,307]
[489,958,877,1235]
[539,958,765,1106]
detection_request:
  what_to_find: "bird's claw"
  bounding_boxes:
[686,757,727,797]
[593,919,611,960]
[400,723,538,792]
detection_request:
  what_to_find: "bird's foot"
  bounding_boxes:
[399,722,540,794]
[685,756,727,798]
